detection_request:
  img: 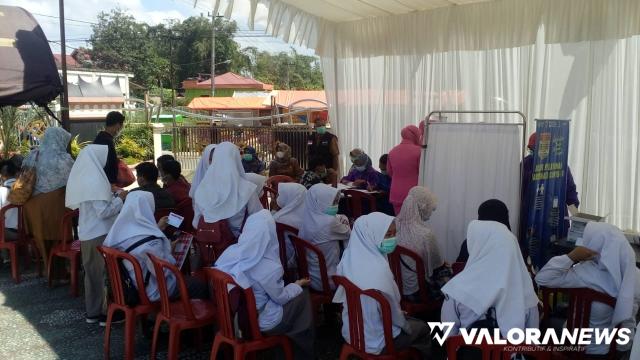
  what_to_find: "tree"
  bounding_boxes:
[242,48,324,90]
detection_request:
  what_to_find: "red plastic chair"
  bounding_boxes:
[98,246,160,360]
[343,189,377,220]
[207,268,294,360]
[174,198,194,234]
[275,222,299,283]
[332,275,421,360]
[290,234,334,314]
[148,254,216,360]
[261,186,277,210]
[387,245,442,316]
[47,208,80,296]
[0,204,39,283]
[540,287,618,360]
[452,262,466,276]
[446,335,551,360]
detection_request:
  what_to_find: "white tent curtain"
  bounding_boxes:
[423,123,522,262]
[212,0,640,231]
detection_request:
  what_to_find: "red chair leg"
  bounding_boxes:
[124,310,136,360]
[8,246,19,283]
[209,336,223,360]
[281,339,294,360]
[233,346,245,360]
[167,325,182,360]
[150,318,163,360]
[70,255,79,297]
[104,307,115,360]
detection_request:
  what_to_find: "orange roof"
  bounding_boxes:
[274,90,327,108]
[188,97,271,111]
[183,72,273,91]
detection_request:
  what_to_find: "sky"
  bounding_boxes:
[0,0,316,55]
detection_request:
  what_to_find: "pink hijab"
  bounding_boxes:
[401,125,421,146]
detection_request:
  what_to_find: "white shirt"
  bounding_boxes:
[121,235,176,302]
[228,193,263,238]
[251,270,302,331]
[308,215,350,291]
[442,298,539,337]
[0,178,17,229]
[535,255,639,354]
[78,197,123,240]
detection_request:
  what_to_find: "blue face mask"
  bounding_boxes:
[243,153,253,161]
[379,237,397,254]
[355,165,366,172]
[316,126,327,135]
[325,205,339,216]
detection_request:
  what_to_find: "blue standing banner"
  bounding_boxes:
[526,120,570,270]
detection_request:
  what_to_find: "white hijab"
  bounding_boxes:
[273,183,306,229]
[194,142,257,223]
[441,220,539,335]
[104,191,167,248]
[65,144,112,210]
[214,209,282,288]
[574,222,637,327]
[245,172,267,198]
[334,212,399,304]
[299,183,339,245]
[189,144,216,199]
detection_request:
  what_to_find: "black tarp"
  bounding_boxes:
[0,6,62,106]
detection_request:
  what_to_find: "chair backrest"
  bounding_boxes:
[267,175,294,189]
[206,268,263,341]
[451,262,466,276]
[57,208,79,251]
[275,222,299,277]
[387,245,429,301]
[148,253,196,320]
[567,288,616,330]
[343,189,376,220]
[174,198,194,233]
[447,335,552,360]
[0,204,23,244]
[154,208,174,222]
[261,186,277,210]
[97,246,154,307]
[332,275,398,355]
[290,234,331,293]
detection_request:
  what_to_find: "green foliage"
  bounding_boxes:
[115,124,153,162]
[0,106,39,159]
[69,135,90,159]
[241,47,324,90]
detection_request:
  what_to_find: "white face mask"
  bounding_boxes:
[276,151,285,159]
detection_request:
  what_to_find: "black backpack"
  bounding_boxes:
[118,236,159,306]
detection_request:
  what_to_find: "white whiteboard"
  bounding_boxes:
[420,123,522,262]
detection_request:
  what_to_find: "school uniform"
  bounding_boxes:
[273,183,307,267]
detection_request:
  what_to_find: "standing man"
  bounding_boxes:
[93,111,124,185]
[307,117,340,175]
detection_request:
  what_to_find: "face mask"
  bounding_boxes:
[379,237,397,254]
[318,169,328,178]
[355,165,366,172]
[316,126,327,135]
[324,205,339,216]
[350,157,358,163]
[276,151,285,159]
[243,153,253,161]
[380,170,387,175]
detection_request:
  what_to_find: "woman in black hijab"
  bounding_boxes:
[456,199,511,262]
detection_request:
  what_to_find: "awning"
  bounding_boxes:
[187,96,271,111]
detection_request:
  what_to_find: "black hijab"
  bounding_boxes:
[477,199,511,230]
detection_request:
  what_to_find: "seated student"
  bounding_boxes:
[132,162,175,210]
[189,144,216,228]
[194,142,263,238]
[0,161,19,266]
[157,154,189,185]
[340,149,382,191]
[299,184,351,291]
[103,191,208,301]
[215,210,315,360]
[396,186,451,300]
[241,146,265,174]
[535,222,640,355]
[268,142,303,181]
[456,199,512,262]
[66,145,127,325]
[334,212,430,356]
[376,154,394,215]
[300,156,337,189]
[441,220,539,340]
[160,160,190,205]
[273,183,307,267]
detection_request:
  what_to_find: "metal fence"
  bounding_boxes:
[171,125,313,173]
